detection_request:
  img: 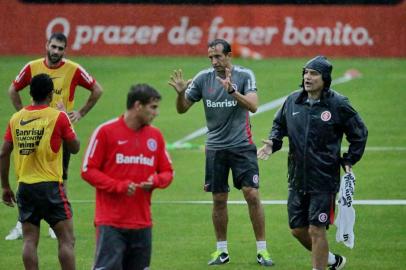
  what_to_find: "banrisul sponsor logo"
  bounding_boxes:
[15,128,45,155]
[116,153,154,166]
[206,99,237,108]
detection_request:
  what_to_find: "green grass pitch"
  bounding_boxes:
[0,56,405,269]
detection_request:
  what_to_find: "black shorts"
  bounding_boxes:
[94,225,152,270]
[287,190,336,229]
[62,141,71,180]
[16,182,72,227]
[204,144,260,193]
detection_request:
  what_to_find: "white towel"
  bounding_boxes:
[335,172,356,249]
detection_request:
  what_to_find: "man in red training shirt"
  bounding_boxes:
[81,83,173,270]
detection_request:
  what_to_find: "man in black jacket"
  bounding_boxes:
[257,56,368,270]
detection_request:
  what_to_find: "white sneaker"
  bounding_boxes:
[5,226,23,240]
[328,254,347,270]
[48,228,57,239]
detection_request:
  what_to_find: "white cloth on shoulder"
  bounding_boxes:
[335,172,356,249]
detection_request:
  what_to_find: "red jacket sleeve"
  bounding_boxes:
[81,127,131,194]
[152,132,174,189]
[13,63,32,91]
[50,112,77,153]
[74,65,96,90]
[58,112,76,141]
[3,123,12,142]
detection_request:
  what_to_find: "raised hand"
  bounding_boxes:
[168,69,192,94]
[216,67,232,92]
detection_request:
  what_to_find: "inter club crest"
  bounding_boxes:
[147,138,157,151]
[318,213,328,223]
[253,175,259,185]
[321,111,332,121]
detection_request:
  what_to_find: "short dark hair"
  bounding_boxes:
[127,84,161,109]
[30,74,54,102]
[208,39,232,54]
[48,32,67,48]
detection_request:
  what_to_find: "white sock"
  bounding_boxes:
[16,221,22,230]
[328,252,336,265]
[256,241,267,252]
[216,241,228,253]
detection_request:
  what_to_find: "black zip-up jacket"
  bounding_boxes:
[269,88,368,193]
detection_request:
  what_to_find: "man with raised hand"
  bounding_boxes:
[169,39,273,267]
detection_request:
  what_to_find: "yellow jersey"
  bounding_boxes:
[13,58,95,112]
[4,105,77,184]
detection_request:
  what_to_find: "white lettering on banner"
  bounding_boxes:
[74,25,93,49]
[206,99,237,108]
[167,17,202,45]
[116,153,155,166]
[208,16,279,45]
[282,17,373,46]
[71,24,165,50]
[46,16,374,52]
[46,17,70,40]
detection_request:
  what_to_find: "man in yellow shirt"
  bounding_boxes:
[1,73,80,270]
[6,32,102,240]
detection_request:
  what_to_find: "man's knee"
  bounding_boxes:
[242,187,261,206]
[308,225,326,239]
[58,229,75,246]
[290,227,309,240]
[23,238,38,254]
[213,193,228,209]
[62,234,75,248]
[58,236,75,260]
[54,220,75,248]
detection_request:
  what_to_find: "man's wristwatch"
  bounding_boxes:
[228,83,237,94]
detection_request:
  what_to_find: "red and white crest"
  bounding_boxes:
[321,111,332,122]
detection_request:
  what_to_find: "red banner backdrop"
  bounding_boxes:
[0,0,405,57]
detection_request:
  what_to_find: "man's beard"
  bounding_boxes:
[47,51,62,64]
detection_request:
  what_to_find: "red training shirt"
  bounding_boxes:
[81,116,173,229]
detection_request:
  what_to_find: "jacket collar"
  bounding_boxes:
[295,88,332,106]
